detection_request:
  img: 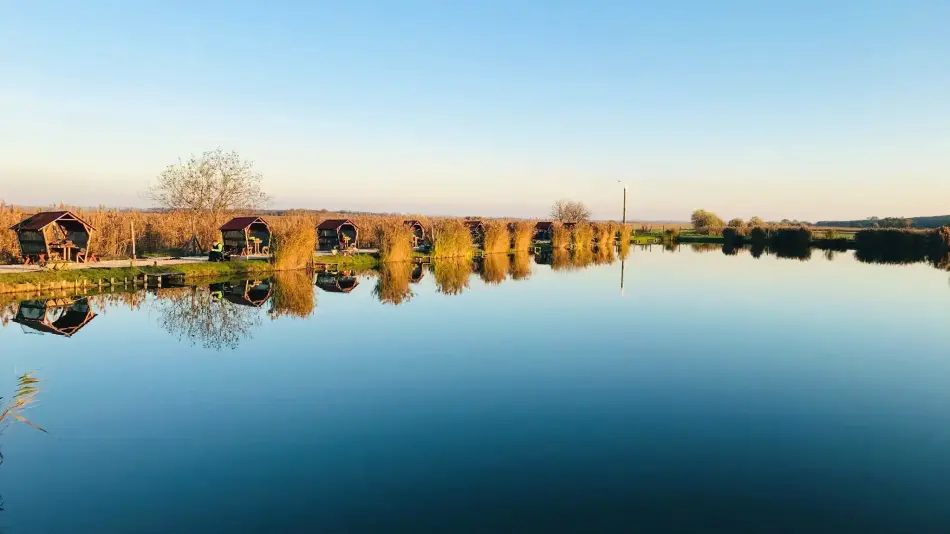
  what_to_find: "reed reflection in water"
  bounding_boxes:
[373,262,415,306]
[269,271,316,319]
[431,259,472,296]
[510,252,532,280]
[480,254,509,285]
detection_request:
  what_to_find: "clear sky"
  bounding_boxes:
[1,1,948,221]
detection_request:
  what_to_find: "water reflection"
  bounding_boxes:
[510,252,532,280]
[374,262,415,305]
[269,271,316,319]
[480,254,509,285]
[12,297,97,337]
[156,285,261,351]
[315,272,360,294]
[593,245,615,265]
[431,259,471,295]
[211,279,272,307]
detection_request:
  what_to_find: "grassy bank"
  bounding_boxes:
[0,260,272,288]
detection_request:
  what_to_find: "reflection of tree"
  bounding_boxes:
[373,263,414,305]
[480,254,509,284]
[269,271,316,318]
[156,286,261,350]
[432,259,472,296]
[509,252,532,280]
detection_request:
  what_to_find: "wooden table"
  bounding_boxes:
[49,242,77,262]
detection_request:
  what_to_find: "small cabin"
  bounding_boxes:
[212,279,272,307]
[535,221,554,241]
[317,219,359,252]
[315,272,360,293]
[464,220,485,245]
[13,298,97,337]
[220,217,271,255]
[9,211,96,264]
[404,220,426,247]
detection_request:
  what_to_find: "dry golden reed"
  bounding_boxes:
[482,221,510,255]
[430,219,474,259]
[375,221,414,263]
[511,221,535,252]
[270,217,317,270]
[572,223,594,251]
[551,223,571,250]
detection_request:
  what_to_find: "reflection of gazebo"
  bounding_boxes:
[315,272,360,293]
[9,211,96,264]
[220,217,271,255]
[12,297,97,337]
[404,220,426,247]
[317,219,359,252]
[212,280,273,307]
[410,263,425,283]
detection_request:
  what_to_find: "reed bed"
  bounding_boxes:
[482,221,510,255]
[373,262,414,305]
[618,239,631,260]
[510,252,532,280]
[511,221,535,252]
[270,217,317,270]
[572,223,594,252]
[375,220,414,263]
[551,223,571,250]
[480,253,509,284]
[594,244,615,265]
[429,219,474,259]
[594,223,617,247]
[572,247,594,268]
[269,270,315,318]
[431,258,472,295]
[551,248,572,271]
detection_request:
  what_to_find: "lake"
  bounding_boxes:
[2,245,950,533]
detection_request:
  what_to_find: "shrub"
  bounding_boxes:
[375,220,414,263]
[430,219,474,259]
[482,221,510,255]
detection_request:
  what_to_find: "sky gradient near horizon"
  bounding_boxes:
[2,1,948,221]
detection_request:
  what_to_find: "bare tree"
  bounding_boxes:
[148,148,268,249]
[551,200,591,223]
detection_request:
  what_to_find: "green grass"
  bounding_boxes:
[312,253,378,270]
[0,260,272,288]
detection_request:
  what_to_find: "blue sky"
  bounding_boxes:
[1,1,948,220]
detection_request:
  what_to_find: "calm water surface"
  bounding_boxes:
[2,246,950,533]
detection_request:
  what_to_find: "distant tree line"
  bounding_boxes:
[815,215,950,229]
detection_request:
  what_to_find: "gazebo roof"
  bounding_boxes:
[317,218,357,230]
[10,211,95,232]
[536,221,554,230]
[220,216,269,231]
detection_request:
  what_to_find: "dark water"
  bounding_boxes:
[2,246,950,533]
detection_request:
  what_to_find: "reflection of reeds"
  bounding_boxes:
[572,247,594,268]
[430,220,474,259]
[594,223,616,247]
[510,252,532,280]
[551,223,571,249]
[551,248,572,271]
[480,253,509,284]
[618,238,631,259]
[0,372,46,434]
[432,259,472,295]
[511,222,534,252]
[572,223,594,251]
[270,217,317,270]
[269,271,315,318]
[375,221,414,263]
[594,245,615,265]
[373,262,414,305]
[483,222,510,255]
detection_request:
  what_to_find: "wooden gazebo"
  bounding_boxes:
[12,298,97,337]
[9,211,96,264]
[464,220,485,245]
[220,217,271,255]
[315,272,360,293]
[404,220,425,247]
[535,221,554,241]
[317,219,359,252]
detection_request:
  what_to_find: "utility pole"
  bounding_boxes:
[617,181,627,225]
